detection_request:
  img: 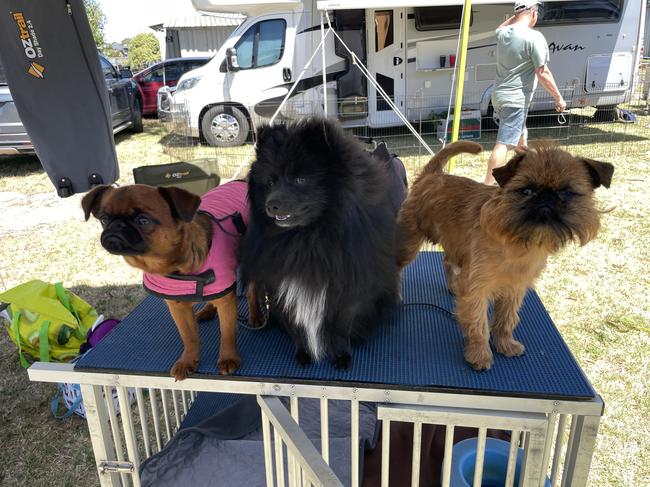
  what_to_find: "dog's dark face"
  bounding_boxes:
[81,184,200,270]
[250,120,357,229]
[260,164,330,229]
[482,145,614,252]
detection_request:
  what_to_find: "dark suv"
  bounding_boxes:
[98,54,143,134]
[0,54,142,156]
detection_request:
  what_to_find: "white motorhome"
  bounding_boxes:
[169,0,645,146]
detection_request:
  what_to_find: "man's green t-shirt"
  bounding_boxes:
[491,24,549,110]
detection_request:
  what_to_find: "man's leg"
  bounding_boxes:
[484,106,525,185]
[517,134,527,147]
[518,108,529,148]
[484,143,508,185]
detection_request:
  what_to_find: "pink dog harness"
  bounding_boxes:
[143,180,249,301]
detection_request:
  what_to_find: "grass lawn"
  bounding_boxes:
[0,115,648,486]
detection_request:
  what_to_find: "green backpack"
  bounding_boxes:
[0,280,98,367]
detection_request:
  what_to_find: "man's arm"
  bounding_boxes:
[536,65,566,112]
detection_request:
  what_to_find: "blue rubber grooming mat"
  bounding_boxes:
[76,252,595,400]
[179,393,245,430]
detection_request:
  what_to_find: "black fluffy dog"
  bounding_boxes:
[241,118,407,369]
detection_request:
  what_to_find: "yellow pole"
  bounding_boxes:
[448,0,473,172]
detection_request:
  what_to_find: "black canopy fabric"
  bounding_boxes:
[0,0,119,196]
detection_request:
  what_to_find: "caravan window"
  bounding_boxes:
[235,19,286,70]
[375,11,394,51]
[235,27,256,69]
[537,0,622,25]
[258,21,286,67]
[414,6,472,31]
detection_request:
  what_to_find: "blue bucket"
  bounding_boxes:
[447,437,551,487]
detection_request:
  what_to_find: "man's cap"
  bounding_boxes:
[514,0,541,12]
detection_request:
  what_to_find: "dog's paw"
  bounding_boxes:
[217,355,241,375]
[332,351,352,371]
[294,349,313,367]
[170,357,199,381]
[494,337,525,357]
[247,312,265,329]
[464,343,493,371]
[196,304,216,322]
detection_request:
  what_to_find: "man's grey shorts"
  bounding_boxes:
[494,106,529,146]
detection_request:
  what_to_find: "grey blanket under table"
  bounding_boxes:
[140,396,378,486]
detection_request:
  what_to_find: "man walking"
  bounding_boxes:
[484,0,566,185]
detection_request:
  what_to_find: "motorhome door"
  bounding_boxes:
[367,8,406,127]
[225,14,295,121]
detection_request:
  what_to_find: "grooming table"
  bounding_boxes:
[75,252,595,401]
[28,252,603,487]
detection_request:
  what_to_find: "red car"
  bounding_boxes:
[133,57,209,116]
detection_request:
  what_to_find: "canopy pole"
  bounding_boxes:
[320,11,328,117]
[448,0,473,171]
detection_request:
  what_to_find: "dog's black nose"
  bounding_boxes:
[101,234,128,253]
[265,195,287,217]
[101,233,148,255]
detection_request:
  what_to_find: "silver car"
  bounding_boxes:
[0,59,34,155]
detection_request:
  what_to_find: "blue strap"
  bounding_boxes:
[50,385,83,419]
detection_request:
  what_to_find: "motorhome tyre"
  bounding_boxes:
[202,105,249,147]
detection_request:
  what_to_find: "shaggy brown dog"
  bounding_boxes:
[396,141,614,370]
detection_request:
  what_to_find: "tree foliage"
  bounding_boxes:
[102,44,125,58]
[84,0,106,47]
[127,33,161,70]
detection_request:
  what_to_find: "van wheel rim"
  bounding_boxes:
[210,113,239,142]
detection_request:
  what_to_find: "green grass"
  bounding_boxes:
[0,114,649,486]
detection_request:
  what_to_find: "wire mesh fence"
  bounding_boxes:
[158,65,650,181]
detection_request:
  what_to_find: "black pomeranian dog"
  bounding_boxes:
[241,117,407,369]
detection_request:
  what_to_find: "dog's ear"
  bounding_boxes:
[255,123,272,146]
[492,148,528,187]
[371,141,391,163]
[158,187,201,223]
[256,123,287,149]
[81,185,113,221]
[580,158,614,189]
[320,118,343,154]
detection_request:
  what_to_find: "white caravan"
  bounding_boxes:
[170,0,645,146]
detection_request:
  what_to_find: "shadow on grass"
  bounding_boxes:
[68,283,148,320]
[158,131,202,148]
[115,118,167,145]
[0,154,43,177]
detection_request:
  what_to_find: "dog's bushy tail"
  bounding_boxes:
[422,141,483,175]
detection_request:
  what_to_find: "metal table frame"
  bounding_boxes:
[29,362,603,487]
